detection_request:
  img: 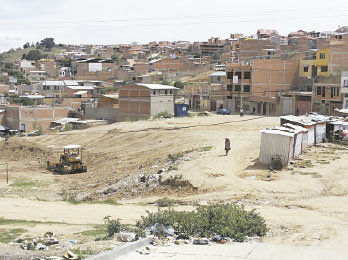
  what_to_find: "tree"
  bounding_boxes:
[40,38,55,49]
[174,81,185,89]
[59,58,71,67]
[23,42,30,49]
[26,50,42,60]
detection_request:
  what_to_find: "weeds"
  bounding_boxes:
[10,178,36,189]
[199,146,213,152]
[154,112,173,119]
[0,228,27,243]
[104,216,125,238]
[80,225,106,237]
[71,248,95,259]
[291,171,322,178]
[157,197,175,207]
[136,204,268,242]
[86,199,121,206]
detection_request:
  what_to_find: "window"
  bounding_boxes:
[227,84,233,91]
[54,86,59,90]
[331,87,335,98]
[322,87,326,97]
[243,85,250,92]
[303,65,309,72]
[244,71,251,79]
[344,80,348,87]
[235,85,241,92]
[217,76,221,82]
[235,72,241,79]
[319,53,326,59]
[152,90,156,95]
[165,90,168,95]
[227,72,233,79]
[337,87,340,96]
[170,90,173,95]
[321,66,328,72]
[316,86,322,96]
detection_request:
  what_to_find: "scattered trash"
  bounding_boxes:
[35,242,47,250]
[193,239,209,245]
[116,232,137,242]
[145,223,175,236]
[68,240,76,245]
[63,250,79,260]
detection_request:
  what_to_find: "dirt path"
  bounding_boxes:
[0,197,192,225]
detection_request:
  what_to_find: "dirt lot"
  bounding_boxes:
[0,114,348,257]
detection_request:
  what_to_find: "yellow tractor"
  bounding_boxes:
[47,145,87,174]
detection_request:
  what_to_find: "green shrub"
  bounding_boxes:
[157,197,175,207]
[136,204,268,241]
[104,216,124,237]
[154,112,173,119]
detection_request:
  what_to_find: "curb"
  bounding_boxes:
[86,236,153,260]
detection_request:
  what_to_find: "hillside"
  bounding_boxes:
[0,46,67,63]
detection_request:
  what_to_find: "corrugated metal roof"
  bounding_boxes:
[139,84,179,90]
[66,86,94,90]
[209,72,226,77]
[43,81,65,86]
[73,91,87,95]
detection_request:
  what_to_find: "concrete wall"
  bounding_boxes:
[150,89,175,116]
[84,107,118,122]
[4,106,70,132]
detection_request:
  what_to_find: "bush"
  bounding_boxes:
[157,197,175,207]
[154,112,172,119]
[104,216,124,237]
[136,204,268,241]
[174,81,185,89]
[61,190,79,204]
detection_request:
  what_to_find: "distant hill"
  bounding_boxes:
[0,46,67,63]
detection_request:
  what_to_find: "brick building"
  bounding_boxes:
[2,106,70,132]
[119,84,178,120]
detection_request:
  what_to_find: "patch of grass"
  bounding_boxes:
[168,149,195,162]
[136,204,268,242]
[199,146,213,152]
[157,197,175,207]
[0,228,27,243]
[291,171,322,178]
[80,226,106,237]
[318,161,330,165]
[10,178,36,189]
[0,217,65,226]
[86,198,121,206]
[71,248,95,259]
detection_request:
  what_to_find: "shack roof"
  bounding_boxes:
[209,72,226,77]
[73,91,87,95]
[280,115,316,126]
[66,85,94,90]
[261,126,296,137]
[64,145,81,149]
[138,84,179,90]
[283,123,308,133]
[43,81,65,86]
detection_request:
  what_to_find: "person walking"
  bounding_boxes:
[225,138,231,156]
[240,106,244,117]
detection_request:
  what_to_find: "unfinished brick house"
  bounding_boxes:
[119,84,178,120]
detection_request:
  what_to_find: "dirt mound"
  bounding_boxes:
[0,138,54,162]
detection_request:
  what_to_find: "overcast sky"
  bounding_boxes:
[0,0,347,52]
